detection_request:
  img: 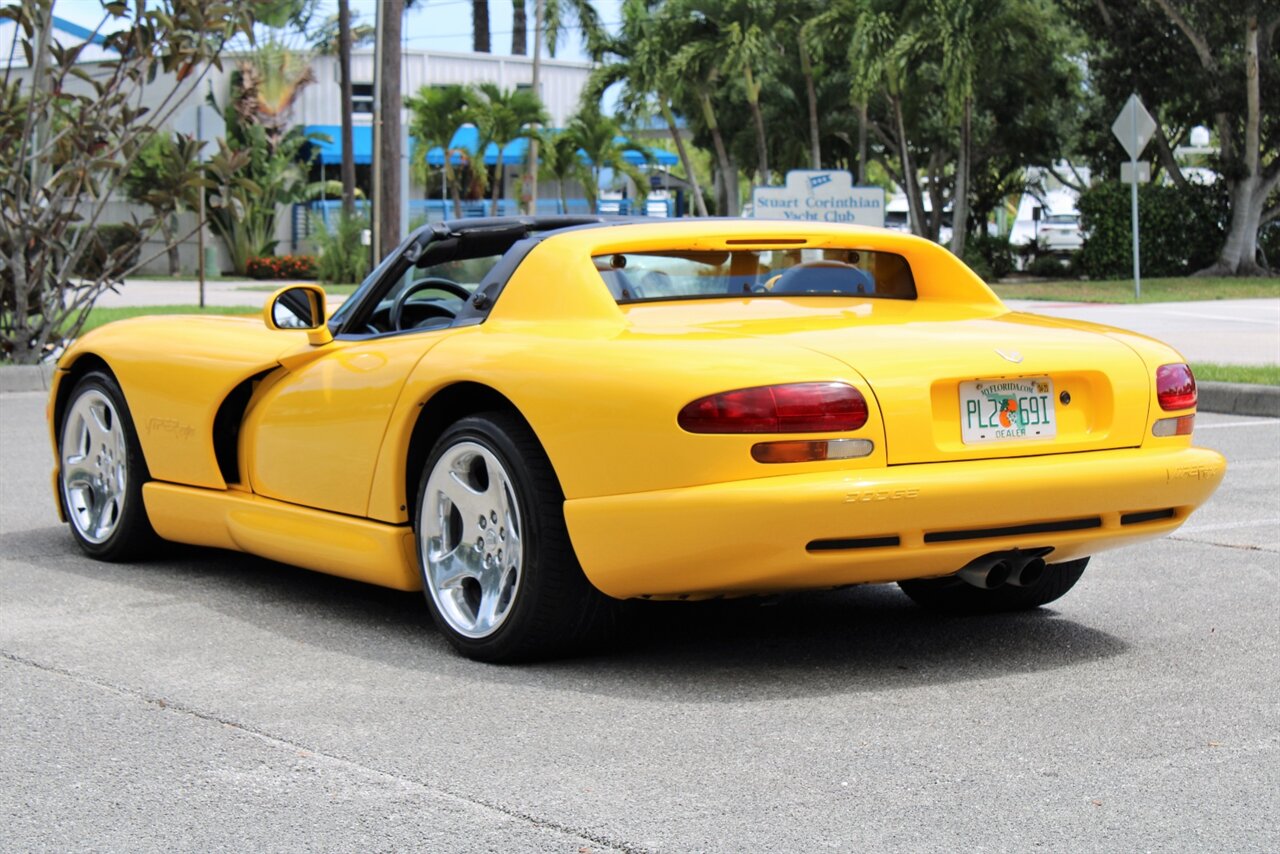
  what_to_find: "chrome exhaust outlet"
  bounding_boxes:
[1008,556,1046,588]
[956,549,1052,590]
[957,556,1013,589]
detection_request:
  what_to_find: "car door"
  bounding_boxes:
[241,330,447,518]
[241,245,469,518]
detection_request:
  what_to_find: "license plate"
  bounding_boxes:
[960,377,1057,444]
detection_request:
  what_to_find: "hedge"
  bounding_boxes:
[246,254,318,280]
[1076,181,1226,279]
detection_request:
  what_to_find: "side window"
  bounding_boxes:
[357,255,506,335]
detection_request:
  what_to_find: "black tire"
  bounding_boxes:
[57,370,159,561]
[897,557,1089,614]
[414,412,613,662]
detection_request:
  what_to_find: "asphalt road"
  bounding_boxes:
[1,390,1277,852]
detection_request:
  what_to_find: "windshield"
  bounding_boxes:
[593,248,917,303]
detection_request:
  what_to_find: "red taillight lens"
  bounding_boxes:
[1156,363,1197,411]
[678,382,869,433]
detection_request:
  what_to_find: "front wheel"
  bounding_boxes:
[897,557,1089,614]
[58,370,158,561]
[415,412,612,661]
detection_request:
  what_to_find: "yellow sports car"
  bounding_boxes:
[48,217,1225,660]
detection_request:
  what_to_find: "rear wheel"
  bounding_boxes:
[415,412,612,661]
[898,557,1089,614]
[58,370,158,561]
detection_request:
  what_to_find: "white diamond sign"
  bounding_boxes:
[1111,94,1157,161]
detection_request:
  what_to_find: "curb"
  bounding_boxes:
[0,363,55,394]
[1195,381,1280,418]
[1,364,1276,417]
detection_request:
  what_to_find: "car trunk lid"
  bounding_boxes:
[623,299,1152,465]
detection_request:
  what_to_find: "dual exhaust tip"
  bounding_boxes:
[957,550,1050,590]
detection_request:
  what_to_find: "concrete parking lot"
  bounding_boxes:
[1,390,1276,852]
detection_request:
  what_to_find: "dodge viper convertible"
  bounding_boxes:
[48,216,1225,660]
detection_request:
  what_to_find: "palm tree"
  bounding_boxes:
[512,0,528,54]
[465,83,550,211]
[563,104,650,213]
[920,0,983,257]
[718,0,774,184]
[473,0,491,52]
[543,0,606,57]
[587,0,709,216]
[407,84,473,218]
[233,40,316,148]
[668,8,738,215]
[539,128,586,213]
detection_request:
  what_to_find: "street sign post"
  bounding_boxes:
[177,91,223,308]
[1111,94,1156,300]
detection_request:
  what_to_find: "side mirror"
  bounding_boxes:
[265,284,333,346]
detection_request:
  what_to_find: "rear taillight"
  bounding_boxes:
[678,382,869,433]
[1156,363,1197,410]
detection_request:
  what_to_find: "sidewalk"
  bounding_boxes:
[93,277,328,309]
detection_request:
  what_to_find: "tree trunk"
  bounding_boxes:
[949,97,971,258]
[512,0,527,55]
[743,66,769,183]
[798,33,820,169]
[892,95,926,237]
[491,148,504,211]
[662,99,708,217]
[378,0,403,260]
[451,171,464,218]
[699,92,737,216]
[338,0,357,216]
[164,216,180,275]
[856,101,868,184]
[473,0,491,53]
[1151,123,1188,190]
[1201,15,1265,275]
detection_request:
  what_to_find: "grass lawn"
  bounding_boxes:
[991,276,1280,303]
[75,305,258,335]
[1189,362,1280,386]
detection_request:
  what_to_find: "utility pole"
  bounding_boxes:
[377,0,404,260]
[338,0,356,217]
[371,0,383,262]
[525,0,544,215]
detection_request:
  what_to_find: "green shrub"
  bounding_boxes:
[964,232,1015,281]
[312,211,371,285]
[1077,181,1226,279]
[1027,254,1072,278]
[73,224,142,279]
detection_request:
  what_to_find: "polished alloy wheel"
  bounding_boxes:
[421,440,524,639]
[61,388,128,545]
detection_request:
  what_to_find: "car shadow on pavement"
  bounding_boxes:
[4,527,1128,701]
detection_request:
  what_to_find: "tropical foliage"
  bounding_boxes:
[0,0,254,364]
[123,133,206,275]
[209,41,319,274]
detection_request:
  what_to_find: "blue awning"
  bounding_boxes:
[305,124,678,169]
[303,125,373,166]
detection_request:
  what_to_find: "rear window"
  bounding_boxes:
[593,248,917,303]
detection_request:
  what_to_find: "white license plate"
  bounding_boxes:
[960,377,1057,444]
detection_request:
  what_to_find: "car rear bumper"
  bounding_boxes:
[563,445,1225,599]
